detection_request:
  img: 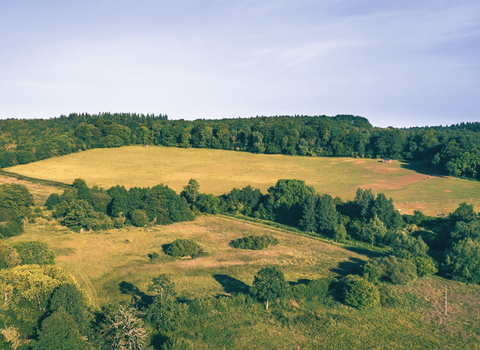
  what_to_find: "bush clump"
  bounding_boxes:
[343,276,380,309]
[363,256,418,285]
[164,239,204,258]
[229,234,279,250]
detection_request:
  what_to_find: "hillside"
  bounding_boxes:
[10,215,480,349]
[7,145,480,216]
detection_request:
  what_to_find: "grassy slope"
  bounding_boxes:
[6,145,480,215]
[12,216,480,349]
[14,216,360,305]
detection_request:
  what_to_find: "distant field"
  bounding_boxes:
[7,145,480,215]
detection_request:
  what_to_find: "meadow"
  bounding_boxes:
[7,145,480,216]
[12,215,480,349]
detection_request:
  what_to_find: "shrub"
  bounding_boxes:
[343,276,380,309]
[45,193,61,210]
[165,239,202,258]
[229,234,279,250]
[445,238,480,284]
[131,209,149,227]
[412,255,438,277]
[11,241,55,265]
[362,256,417,285]
[291,278,333,300]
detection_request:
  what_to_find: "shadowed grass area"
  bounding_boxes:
[5,145,480,215]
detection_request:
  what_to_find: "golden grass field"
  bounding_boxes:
[12,216,363,306]
[6,145,480,215]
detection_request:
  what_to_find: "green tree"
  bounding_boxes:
[299,194,316,232]
[267,179,316,226]
[72,178,92,205]
[165,239,201,258]
[363,256,417,285]
[445,238,480,284]
[196,193,220,214]
[61,200,100,231]
[180,179,200,207]
[333,224,348,242]
[360,215,387,246]
[450,202,477,222]
[250,267,287,310]
[44,193,60,210]
[0,265,78,339]
[0,243,21,269]
[131,209,149,227]
[48,284,92,337]
[11,241,55,265]
[34,307,86,350]
[147,275,181,333]
[343,276,380,309]
[315,194,338,234]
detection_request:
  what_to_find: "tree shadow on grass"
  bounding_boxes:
[330,257,367,278]
[289,278,311,287]
[118,281,153,309]
[213,274,250,295]
[161,243,171,254]
[343,246,385,258]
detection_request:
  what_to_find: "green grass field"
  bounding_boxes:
[12,215,480,349]
[14,216,360,306]
[6,145,480,215]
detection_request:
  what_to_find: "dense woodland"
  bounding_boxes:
[1,113,480,179]
[1,174,480,348]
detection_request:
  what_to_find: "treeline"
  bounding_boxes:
[1,113,480,179]
[44,179,194,232]
[185,178,479,285]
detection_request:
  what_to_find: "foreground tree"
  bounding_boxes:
[445,238,480,284]
[101,305,149,350]
[250,267,287,310]
[34,307,86,350]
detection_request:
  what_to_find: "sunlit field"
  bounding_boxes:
[7,145,480,215]
[11,215,480,349]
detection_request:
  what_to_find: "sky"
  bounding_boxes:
[0,1,479,128]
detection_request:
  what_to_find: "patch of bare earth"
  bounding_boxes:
[360,173,432,191]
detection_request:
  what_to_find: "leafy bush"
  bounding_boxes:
[411,255,438,277]
[131,209,149,227]
[445,238,480,284]
[229,234,279,250]
[11,241,55,265]
[164,239,202,258]
[363,256,417,285]
[45,193,61,210]
[343,276,380,309]
[291,278,333,300]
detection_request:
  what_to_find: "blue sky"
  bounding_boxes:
[0,1,479,127]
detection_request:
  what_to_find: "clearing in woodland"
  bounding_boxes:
[6,145,480,215]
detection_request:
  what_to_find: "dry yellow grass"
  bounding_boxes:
[6,145,480,215]
[13,216,365,306]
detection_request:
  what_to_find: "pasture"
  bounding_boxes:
[6,145,480,215]
[14,216,360,305]
[12,215,480,349]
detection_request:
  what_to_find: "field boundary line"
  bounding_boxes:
[214,214,389,255]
